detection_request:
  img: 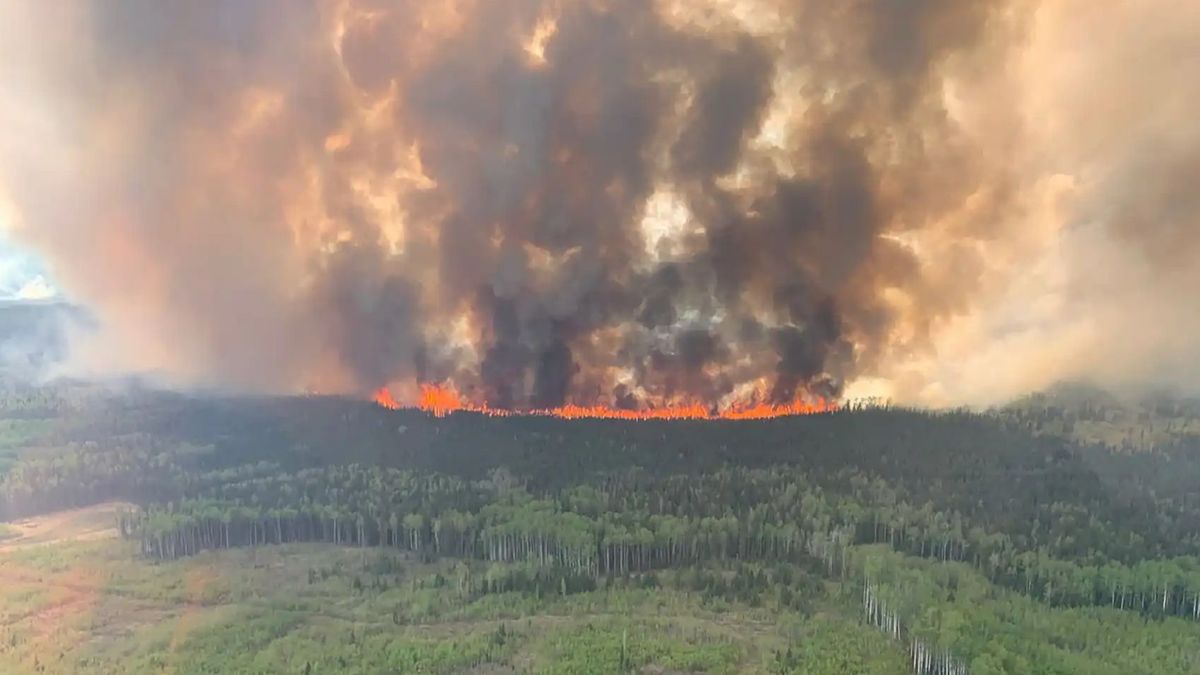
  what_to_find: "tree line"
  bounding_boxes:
[116,464,1200,621]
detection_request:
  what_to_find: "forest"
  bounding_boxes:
[1,379,1199,673]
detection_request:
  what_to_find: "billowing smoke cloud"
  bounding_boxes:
[867,0,1200,405]
[0,0,1196,408]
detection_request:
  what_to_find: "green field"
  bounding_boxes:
[2,525,1196,674]
[0,520,910,674]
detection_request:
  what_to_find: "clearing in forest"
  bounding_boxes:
[0,502,127,551]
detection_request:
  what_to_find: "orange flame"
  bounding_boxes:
[373,388,401,410]
[374,383,837,420]
[418,383,468,417]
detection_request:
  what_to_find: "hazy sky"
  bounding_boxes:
[0,1,1197,407]
[0,239,56,302]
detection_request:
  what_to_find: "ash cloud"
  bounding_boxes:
[1,0,1197,408]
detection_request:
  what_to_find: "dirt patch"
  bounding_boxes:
[28,587,97,639]
[0,502,130,551]
[86,603,179,641]
[0,562,106,626]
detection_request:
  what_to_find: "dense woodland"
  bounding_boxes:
[109,464,1200,621]
[2,380,1200,673]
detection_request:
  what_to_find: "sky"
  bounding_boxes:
[0,1,1197,408]
[0,239,57,302]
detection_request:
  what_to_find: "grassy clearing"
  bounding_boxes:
[0,535,898,674]
[531,618,743,674]
[769,617,911,675]
[0,503,123,553]
[245,616,520,675]
[5,515,1195,674]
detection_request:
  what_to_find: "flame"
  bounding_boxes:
[372,387,401,410]
[549,403,712,420]
[374,383,837,419]
[720,398,838,419]
[418,382,468,417]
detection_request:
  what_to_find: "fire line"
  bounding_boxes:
[373,384,837,420]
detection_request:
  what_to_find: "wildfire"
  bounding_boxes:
[373,383,837,420]
[418,382,468,417]
[373,388,401,410]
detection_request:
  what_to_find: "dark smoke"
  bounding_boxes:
[1,0,1088,408]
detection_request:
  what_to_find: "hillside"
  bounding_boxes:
[1001,381,1200,452]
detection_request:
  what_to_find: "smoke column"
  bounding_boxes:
[0,0,1197,408]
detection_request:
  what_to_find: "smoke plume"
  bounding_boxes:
[0,0,1197,408]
